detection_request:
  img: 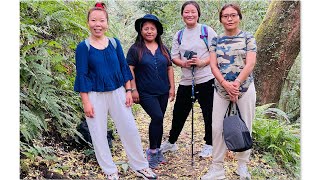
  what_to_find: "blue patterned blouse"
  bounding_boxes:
[74,38,133,92]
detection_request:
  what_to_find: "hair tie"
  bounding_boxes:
[95,3,104,9]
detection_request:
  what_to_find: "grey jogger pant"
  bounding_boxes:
[212,83,256,165]
[85,87,148,175]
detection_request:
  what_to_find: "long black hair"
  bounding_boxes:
[134,21,170,62]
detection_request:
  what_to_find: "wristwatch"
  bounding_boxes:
[126,88,136,92]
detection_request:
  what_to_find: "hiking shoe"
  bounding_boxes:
[146,149,159,169]
[201,164,225,180]
[157,148,167,164]
[160,140,178,153]
[107,172,119,180]
[134,167,157,180]
[198,144,213,158]
[236,163,251,180]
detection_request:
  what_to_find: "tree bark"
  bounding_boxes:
[254,1,300,105]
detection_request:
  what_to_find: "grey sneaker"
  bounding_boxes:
[236,163,251,180]
[146,149,159,169]
[160,140,178,153]
[134,167,157,180]
[157,148,167,164]
[201,164,225,180]
[198,144,213,158]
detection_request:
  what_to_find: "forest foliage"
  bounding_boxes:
[20,0,300,178]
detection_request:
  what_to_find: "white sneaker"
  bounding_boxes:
[201,164,225,180]
[236,163,251,180]
[160,140,178,153]
[198,144,213,157]
[107,172,119,180]
[134,167,157,180]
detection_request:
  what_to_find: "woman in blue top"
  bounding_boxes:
[126,14,175,169]
[74,2,157,180]
[201,3,257,180]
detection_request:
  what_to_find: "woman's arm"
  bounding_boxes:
[172,58,187,68]
[129,66,140,103]
[167,66,175,102]
[171,31,192,68]
[232,52,256,88]
[124,80,133,107]
[115,38,134,82]
[209,52,239,100]
[80,92,94,118]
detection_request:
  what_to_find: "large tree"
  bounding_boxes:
[254,1,300,105]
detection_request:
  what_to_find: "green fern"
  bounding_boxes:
[20,1,88,145]
[253,105,300,176]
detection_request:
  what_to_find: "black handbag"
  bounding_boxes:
[223,102,253,152]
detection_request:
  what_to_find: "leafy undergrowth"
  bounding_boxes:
[21,101,296,179]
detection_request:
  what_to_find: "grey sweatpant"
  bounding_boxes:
[85,87,148,175]
[212,83,256,165]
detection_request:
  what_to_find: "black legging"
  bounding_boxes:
[140,93,169,149]
[168,79,214,145]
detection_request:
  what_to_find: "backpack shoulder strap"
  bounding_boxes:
[85,37,117,51]
[201,24,209,51]
[177,29,184,45]
[85,39,90,51]
[108,37,117,49]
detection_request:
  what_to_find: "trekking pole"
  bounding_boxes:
[191,65,195,166]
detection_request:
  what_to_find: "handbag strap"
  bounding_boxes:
[224,102,244,121]
[233,102,244,120]
[224,102,233,118]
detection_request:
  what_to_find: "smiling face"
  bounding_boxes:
[182,4,199,28]
[87,10,108,38]
[221,7,240,32]
[141,21,157,43]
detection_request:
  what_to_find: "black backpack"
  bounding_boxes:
[77,118,114,148]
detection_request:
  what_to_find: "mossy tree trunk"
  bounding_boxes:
[254,1,300,105]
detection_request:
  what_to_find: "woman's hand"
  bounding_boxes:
[169,87,175,102]
[230,80,241,102]
[229,94,239,103]
[221,80,239,96]
[187,55,203,67]
[125,91,133,107]
[83,101,95,118]
[132,90,140,104]
[183,60,192,68]
[232,80,241,89]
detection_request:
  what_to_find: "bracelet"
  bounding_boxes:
[126,88,136,92]
[235,78,241,84]
[126,89,133,92]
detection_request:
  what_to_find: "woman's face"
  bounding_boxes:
[221,7,240,32]
[88,10,108,38]
[141,21,157,42]
[182,4,198,27]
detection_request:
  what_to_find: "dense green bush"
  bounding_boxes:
[20,1,91,143]
[279,53,301,122]
[253,104,300,176]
